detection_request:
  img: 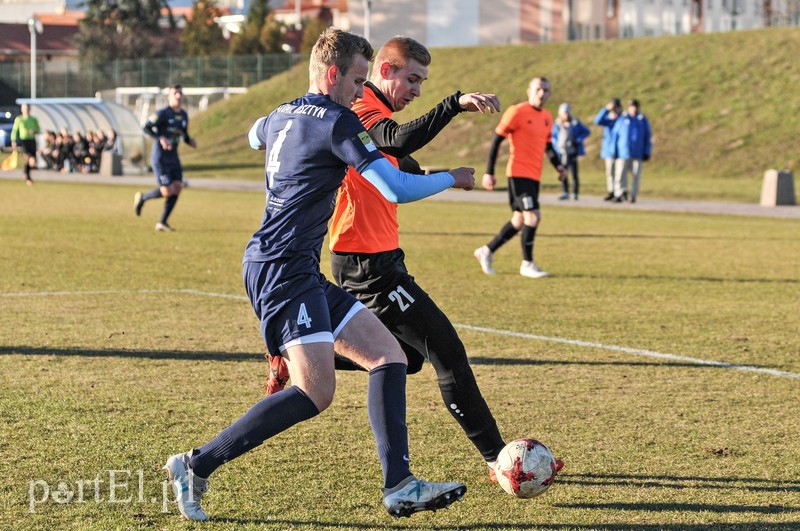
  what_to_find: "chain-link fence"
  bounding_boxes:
[0,53,304,102]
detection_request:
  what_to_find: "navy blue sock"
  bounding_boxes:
[189,386,319,478]
[160,195,178,224]
[521,224,537,262]
[142,187,162,201]
[488,222,519,253]
[368,363,412,489]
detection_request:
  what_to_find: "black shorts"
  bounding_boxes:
[20,139,37,157]
[330,248,414,323]
[507,177,540,211]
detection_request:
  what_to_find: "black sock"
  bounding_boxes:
[189,386,319,478]
[160,195,178,224]
[24,163,31,180]
[487,222,519,253]
[142,188,162,201]
[368,363,412,489]
[521,224,537,262]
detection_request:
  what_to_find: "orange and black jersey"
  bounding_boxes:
[487,103,559,181]
[329,82,465,254]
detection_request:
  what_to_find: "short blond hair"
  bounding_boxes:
[309,28,374,85]
[374,36,431,72]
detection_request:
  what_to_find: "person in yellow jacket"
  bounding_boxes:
[11,104,40,185]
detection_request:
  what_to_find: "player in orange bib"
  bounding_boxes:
[327,37,563,483]
[474,77,566,278]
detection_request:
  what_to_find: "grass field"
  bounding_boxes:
[1,180,799,530]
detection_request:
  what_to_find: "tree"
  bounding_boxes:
[181,0,227,56]
[229,0,269,54]
[75,0,175,62]
[259,14,286,54]
[300,17,330,54]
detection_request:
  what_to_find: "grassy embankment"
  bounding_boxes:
[180,27,800,203]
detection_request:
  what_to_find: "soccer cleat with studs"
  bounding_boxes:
[163,452,210,521]
[473,245,496,275]
[264,353,290,395]
[382,475,466,518]
[519,260,548,278]
[155,222,175,232]
[134,192,144,216]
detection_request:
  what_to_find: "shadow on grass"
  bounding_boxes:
[2,346,715,371]
[0,345,260,362]
[211,517,800,530]
[559,472,800,493]
[3,347,783,375]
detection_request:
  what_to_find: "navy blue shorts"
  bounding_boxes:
[243,257,364,357]
[508,177,540,211]
[152,159,183,186]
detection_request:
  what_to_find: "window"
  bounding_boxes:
[607,0,615,17]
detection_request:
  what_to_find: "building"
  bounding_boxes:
[347,0,798,48]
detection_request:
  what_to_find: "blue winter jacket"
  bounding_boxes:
[593,107,619,159]
[551,119,591,158]
[611,112,652,160]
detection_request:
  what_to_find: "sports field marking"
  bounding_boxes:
[454,324,800,380]
[3,289,799,381]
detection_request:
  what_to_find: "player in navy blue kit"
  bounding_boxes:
[134,84,197,231]
[163,29,476,522]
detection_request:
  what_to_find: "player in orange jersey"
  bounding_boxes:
[328,36,554,483]
[474,77,566,278]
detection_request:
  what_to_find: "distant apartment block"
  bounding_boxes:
[347,0,799,47]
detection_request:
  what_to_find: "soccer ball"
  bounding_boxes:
[495,438,557,498]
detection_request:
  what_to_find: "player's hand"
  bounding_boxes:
[189,138,197,149]
[449,167,475,191]
[459,93,501,114]
[159,137,173,150]
[482,173,496,191]
[557,166,567,182]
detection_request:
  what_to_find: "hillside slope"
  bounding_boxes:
[182,27,800,202]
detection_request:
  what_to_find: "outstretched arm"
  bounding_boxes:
[361,158,474,203]
[366,92,500,159]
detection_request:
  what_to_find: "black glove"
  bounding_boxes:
[643,154,650,162]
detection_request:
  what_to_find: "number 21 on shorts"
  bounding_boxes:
[388,285,415,312]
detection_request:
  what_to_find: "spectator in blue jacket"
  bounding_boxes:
[594,98,622,201]
[611,99,651,203]
[552,103,591,200]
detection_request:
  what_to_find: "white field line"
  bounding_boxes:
[3,289,799,381]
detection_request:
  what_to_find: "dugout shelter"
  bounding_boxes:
[16,97,148,173]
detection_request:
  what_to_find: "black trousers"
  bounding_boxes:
[331,248,505,462]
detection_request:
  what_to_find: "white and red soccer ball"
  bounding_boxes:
[495,438,558,498]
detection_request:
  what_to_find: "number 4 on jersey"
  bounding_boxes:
[297,303,312,329]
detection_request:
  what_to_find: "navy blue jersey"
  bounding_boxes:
[144,106,191,164]
[244,93,384,263]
